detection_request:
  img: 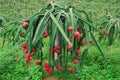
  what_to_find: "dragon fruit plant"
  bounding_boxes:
[21,1,105,77]
[0,19,26,45]
[93,14,120,46]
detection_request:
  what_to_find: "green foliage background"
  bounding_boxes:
[0,0,120,80]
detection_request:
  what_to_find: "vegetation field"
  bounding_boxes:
[0,0,120,80]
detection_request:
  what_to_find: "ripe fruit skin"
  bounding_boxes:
[103,29,109,35]
[76,50,81,55]
[74,32,80,40]
[67,45,72,51]
[67,67,74,73]
[104,31,109,35]
[103,29,106,33]
[43,30,48,38]
[24,18,29,23]
[80,41,86,46]
[48,67,52,74]
[29,56,34,60]
[44,63,49,67]
[22,47,28,53]
[32,48,37,52]
[56,65,62,71]
[53,45,60,53]
[79,34,82,38]
[22,43,28,53]
[44,63,50,71]
[54,45,60,49]
[23,49,28,53]
[44,67,49,71]
[22,43,34,63]
[68,26,74,32]
[43,63,52,74]
[74,32,82,40]
[22,42,28,49]
[25,57,29,63]
[22,23,28,29]
[35,61,41,65]
[26,53,31,57]
[25,53,34,60]
[73,59,79,64]
[54,49,60,53]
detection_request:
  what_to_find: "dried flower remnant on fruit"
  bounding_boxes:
[77,26,81,31]
[69,38,72,42]
[89,40,94,44]
[51,0,56,3]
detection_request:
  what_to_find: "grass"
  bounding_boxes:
[0,0,120,21]
[0,0,120,80]
[0,43,42,80]
[0,38,120,80]
[81,45,120,80]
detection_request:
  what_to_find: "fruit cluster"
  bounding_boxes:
[21,17,97,74]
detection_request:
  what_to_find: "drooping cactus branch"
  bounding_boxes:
[21,1,105,75]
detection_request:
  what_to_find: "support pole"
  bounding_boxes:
[54,29,60,64]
